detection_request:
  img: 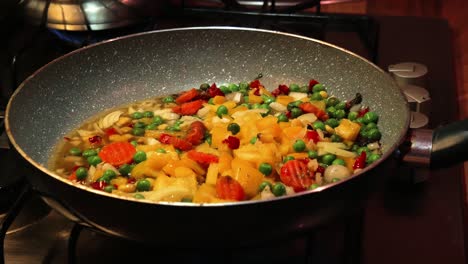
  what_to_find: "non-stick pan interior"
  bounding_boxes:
[7,27,409,167]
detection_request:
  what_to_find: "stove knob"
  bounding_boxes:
[388,62,428,87]
[401,84,431,128]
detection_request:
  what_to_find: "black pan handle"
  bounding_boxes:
[431,119,468,169]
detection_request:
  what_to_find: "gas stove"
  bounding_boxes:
[0,2,466,264]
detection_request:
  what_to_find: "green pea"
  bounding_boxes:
[250,136,258,144]
[357,147,370,155]
[239,82,249,90]
[366,122,378,130]
[262,95,275,104]
[136,179,151,192]
[287,101,302,111]
[119,164,133,176]
[219,85,231,94]
[152,116,164,126]
[290,107,303,118]
[82,149,98,158]
[156,148,167,153]
[98,175,111,183]
[134,122,146,129]
[134,193,145,199]
[334,109,346,119]
[326,106,337,117]
[130,140,138,147]
[133,151,147,163]
[277,113,289,123]
[367,128,382,141]
[321,154,336,165]
[163,96,175,103]
[143,111,154,118]
[200,83,210,90]
[330,134,342,142]
[181,197,193,203]
[283,156,295,162]
[289,84,300,92]
[355,117,365,124]
[331,178,341,183]
[367,153,381,164]
[310,92,322,101]
[326,118,339,128]
[363,111,379,124]
[308,150,318,159]
[131,112,143,119]
[326,97,339,107]
[258,181,273,192]
[299,85,309,93]
[348,111,358,120]
[104,185,116,193]
[312,121,326,131]
[87,155,102,166]
[146,123,158,130]
[228,83,239,92]
[252,103,261,109]
[166,124,181,132]
[208,98,214,105]
[293,139,306,152]
[272,183,286,196]
[132,127,145,136]
[258,163,273,176]
[227,123,241,135]
[69,147,82,156]
[216,105,228,117]
[332,159,346,166]
[75,167,87,180]
[309,183,320,190]
[103,169,116,180]
[335,102,346,110]
[312,83,325,93]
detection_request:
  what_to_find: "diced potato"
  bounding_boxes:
[109,134,133,142]
[276,95,294,106]
[174,167,197,178]
[212,96,225,104]
[193,184,225,203]
[132,161,160,179]
[116,116,132,127]
[231,158,265,198]
[205,163,219,185]
[334,119,361,141]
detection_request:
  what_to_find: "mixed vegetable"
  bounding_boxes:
[51,78,383,203]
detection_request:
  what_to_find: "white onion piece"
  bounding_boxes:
[98,110,123,129]
[231,108,268,119]
[260,186,275,200]
[144,137,159,145]
[324,165,351,182]
[297,113,317,125]
[197,106,211,117]
[225,92,243,103]
[86,166,96,184]
[179,116,201,128]
[102,163,120,175]
[350,104,362,112]
[367,142,380,150]
[76,129,95,137]
[269,102,287,112]
[285,186,295,195]
[288,92,308,101]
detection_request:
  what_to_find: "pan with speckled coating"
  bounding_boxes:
[5,27,467,246]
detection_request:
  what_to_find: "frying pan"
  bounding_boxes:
[5,27,468,247]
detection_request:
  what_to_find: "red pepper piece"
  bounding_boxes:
[159,133,193,151]
[357,107,369,118]
[299,102,329,121]
[308,79,319,91]
[105,127,117,136]
[207,83,224,98]
[187,150,219,165]
[91,181,108,191]
[172,99,204,116]
[305,130,320,143]
[127,177,136,184]
[249,79,261,89]
[185,121,206,146]
[223,136,240,149]
[353,151,367,170]
[175,88,199,104]
[216,176,245,201]
[88,135,102,145]
[316,166,325,174]
[271,84,290,97]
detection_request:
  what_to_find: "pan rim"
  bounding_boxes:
[5,26,411,207]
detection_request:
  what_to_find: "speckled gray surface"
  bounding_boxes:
[6,27,409,167]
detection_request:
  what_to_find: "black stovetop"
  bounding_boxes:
[0,4,465,264]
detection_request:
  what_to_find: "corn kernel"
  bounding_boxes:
[319,91,328,99]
